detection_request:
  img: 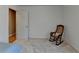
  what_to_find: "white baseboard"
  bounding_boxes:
[16,36,28,40]
[29,38,48,40]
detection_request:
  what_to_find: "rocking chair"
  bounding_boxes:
[49,25,64,45]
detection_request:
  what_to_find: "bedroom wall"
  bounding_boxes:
[0,6,8,43]
[64,5,79,51]
[15,6,29,40]
[23,6,64,38]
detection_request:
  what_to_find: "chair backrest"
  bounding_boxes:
[56,25,64,35]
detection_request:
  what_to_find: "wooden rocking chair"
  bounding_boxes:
[49,25,64,45]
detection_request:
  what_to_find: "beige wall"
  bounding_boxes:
[21,6,64,38]
[0,6,8,43]
[64,5,79,51]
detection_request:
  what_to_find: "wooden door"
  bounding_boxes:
[9,9,16,43]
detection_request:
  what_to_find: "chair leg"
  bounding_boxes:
[49,37,52,41]
[59,37,64,44]
[56,40,59,45]
[49,36,55,42]
[56,37,64,46]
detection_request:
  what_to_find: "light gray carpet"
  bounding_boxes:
[13,38,77,53]
[0,42,10,53]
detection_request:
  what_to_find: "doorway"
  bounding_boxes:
[9,8,16,43]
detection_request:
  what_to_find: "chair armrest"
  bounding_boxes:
[50,32,56,36]
[58,33,63,38]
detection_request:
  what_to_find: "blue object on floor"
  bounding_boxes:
[5,44,22,53]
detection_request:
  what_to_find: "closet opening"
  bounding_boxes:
[9,8,16,43]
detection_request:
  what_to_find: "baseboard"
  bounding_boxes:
[29,38,48,40]
[16,36,28,40]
